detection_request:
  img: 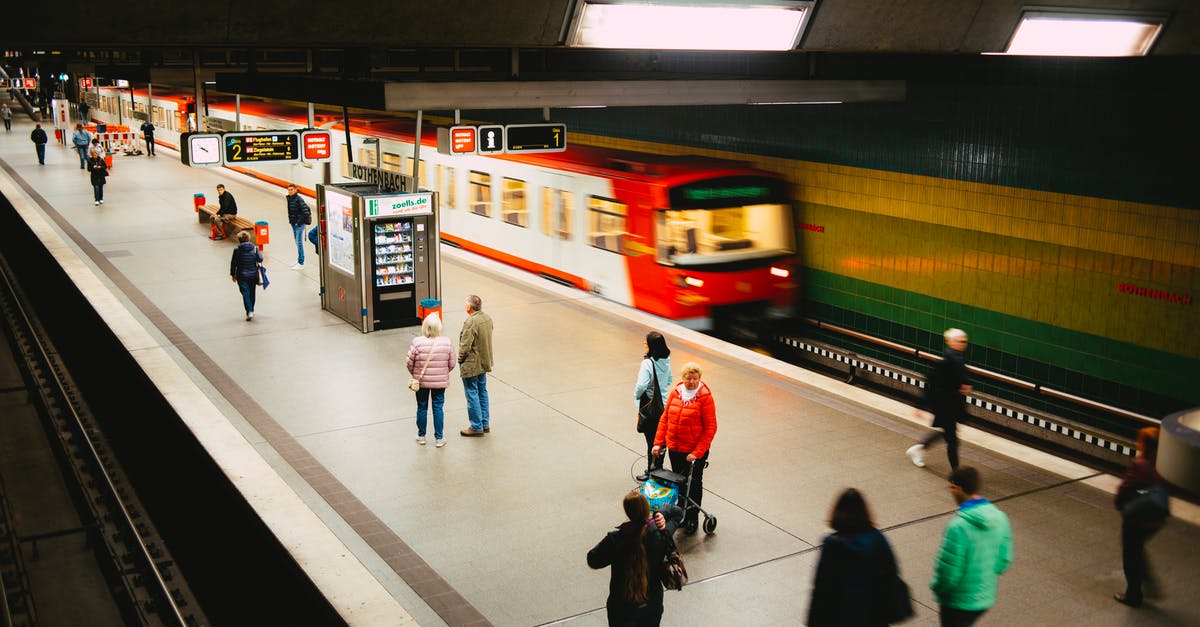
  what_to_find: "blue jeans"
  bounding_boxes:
[463,374,489,431]
[237,278,257,314]
[76,145,88,168]
[416,387,446,440]
[93,184,104,202]
[292,225,305,265]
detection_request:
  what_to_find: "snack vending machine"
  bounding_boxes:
[317,183,440,332]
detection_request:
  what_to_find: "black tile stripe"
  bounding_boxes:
[0,160,490,627]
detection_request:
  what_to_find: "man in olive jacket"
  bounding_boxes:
[931,466,1013,626]
[458,294,494,436]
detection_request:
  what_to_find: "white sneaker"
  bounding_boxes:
[906,444,926,468]
[94,201,99,206]
[435,439,446,448]
[416,436,427,445]
[99,200,103,204]
[290,263,302,270]
[245,314,251,321]
[249,312,254,320]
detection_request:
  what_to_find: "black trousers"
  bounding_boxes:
[642,427,664,472]
[667,450,708,521]
[922,418,960,469]
[1121,519,1161,604]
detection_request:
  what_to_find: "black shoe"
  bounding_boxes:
[682,519,699,535]
[635,473,649,482]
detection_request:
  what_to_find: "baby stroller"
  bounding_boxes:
[638,461,717,535]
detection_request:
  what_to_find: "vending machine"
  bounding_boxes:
[317,183,440,332]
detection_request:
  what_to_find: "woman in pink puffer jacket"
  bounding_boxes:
[406,313,456,447]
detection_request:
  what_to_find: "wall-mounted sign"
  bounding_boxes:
[301,130,333,162]
[366,192,434,217]
[1117,282,1191,305]
[506,123,567,153]
[79,77,93,88]
[477,125,505,154]
[224,131,301,164]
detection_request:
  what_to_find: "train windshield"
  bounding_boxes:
[657,176,794,266]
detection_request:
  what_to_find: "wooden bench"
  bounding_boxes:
[196,204,255,240]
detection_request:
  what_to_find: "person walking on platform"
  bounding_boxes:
[1,103,12,132]
[907,328,972,469]
[651,362,717,535]
[634,331,672,482]
[285,183,312,270]
[808,488,911,626]
[140,120,156,156]
[458,294,494,437]
[230,231,263,321]
[407,313,455,448]
[88,137,104,165]
[931,466,1012,627]
[71,123,92,169]
[212,184,238,240]
[30,124,48,165]
[89,154,109,205]
[1113,426,1169,608]
[587,491,684,627]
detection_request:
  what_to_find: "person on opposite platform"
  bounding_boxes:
[140,119,156,156]
[908,328,973,469]
[458,294,494,437]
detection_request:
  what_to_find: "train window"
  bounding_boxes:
[403,158,428,187]
[438,166,456,210]
[542,188,573,241]
[359,148,378,168]
[383,152,402,173]
[502,179,528,227]
[588,197,626,253]
[658,202,794,265]
[469,171,492,217]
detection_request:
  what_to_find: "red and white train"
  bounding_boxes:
[90,86,798,331]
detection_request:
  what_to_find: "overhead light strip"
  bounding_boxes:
[569,1,814,51]
[996,10,1165,57]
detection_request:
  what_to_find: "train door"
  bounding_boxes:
[539,175,575,270]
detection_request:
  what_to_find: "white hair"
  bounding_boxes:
[944,328,968,342]
[421,313,443,338]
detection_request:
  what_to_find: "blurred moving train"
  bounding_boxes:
[88,86,798,331]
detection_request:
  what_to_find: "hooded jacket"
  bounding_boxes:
[653,381,717,458]
[406,336,456,389]
[808,527,899,626]
[930,498,1012,611]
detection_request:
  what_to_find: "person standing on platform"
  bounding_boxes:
[1113,426,1168,608]
[89,154,108,205]
[230,231,263,321]
[651,362,717,535]
[587,491,683,627]
[79,100,90,121]
[212,184,238,240]
[634,331,672,482]
[407,313,455,448]
[1,103,11,132]
[140,119,156,156]
[907,328,972,469]
[88,137,104,164]
[71,123,92,169]
[930,466,1012,627]
[30,124,48,165]
[458,294,494,437]
[285,184,311,270]
[808,488,909,626]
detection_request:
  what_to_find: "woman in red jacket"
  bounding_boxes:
[651,362,717,535]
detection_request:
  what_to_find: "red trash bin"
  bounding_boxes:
[104,152,113,169]
[193,193,206,212]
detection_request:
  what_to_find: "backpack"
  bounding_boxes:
[301,201,312,225]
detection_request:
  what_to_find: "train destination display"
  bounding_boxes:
[224,131,302,164]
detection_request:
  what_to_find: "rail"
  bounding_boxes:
[0,261,191,625]
[801,318,1160,427]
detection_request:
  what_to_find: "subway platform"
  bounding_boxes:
[1,113,1197,626]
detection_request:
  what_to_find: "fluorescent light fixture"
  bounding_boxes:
[750,101,842,105]
[1000,9,1165,56]
[569,1,814,51]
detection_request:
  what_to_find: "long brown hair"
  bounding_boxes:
[622,492,650,604]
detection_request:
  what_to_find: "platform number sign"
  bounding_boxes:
[506,123,567,154]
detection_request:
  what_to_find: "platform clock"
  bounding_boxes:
[183,133,223,167]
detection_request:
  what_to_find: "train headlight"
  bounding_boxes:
[683,276,704,288]
[770,266,790,278]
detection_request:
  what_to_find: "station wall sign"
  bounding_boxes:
[224,131,301,164]
[477,125,505,154]
[301,130,333,162]
[80,77,93,88]
[441,123,567,156]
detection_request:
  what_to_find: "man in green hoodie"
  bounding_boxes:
[931,466,1013,626]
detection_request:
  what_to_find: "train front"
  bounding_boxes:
[646,174,797,339]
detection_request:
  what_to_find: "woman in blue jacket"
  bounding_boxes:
[230,231,263,321]
[634,331,672,481]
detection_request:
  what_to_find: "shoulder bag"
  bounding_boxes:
[1122,482,1169,522]
[637,360,664,433]
[660,531,688,591]
[408,338,438,392]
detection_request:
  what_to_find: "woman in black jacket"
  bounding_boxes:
[808,488,907,626]
[229,231,263,321]
[89,155,108,205]
[588,492,684,627]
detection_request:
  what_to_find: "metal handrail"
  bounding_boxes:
[801,318,1159,426]
[0,264,190,625]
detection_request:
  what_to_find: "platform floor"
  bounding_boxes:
[1,112,1198,626]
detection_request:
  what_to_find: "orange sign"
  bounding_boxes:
[302,130,332,161]
[450,126,477,154]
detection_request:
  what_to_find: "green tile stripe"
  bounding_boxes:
[804,267,1200,405]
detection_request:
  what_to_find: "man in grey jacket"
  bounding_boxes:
[459,294,494,436]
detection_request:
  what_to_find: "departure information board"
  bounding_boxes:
[224,131,301,164]
[505,124,566,153]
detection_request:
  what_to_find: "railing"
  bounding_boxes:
[801,318,1160,427]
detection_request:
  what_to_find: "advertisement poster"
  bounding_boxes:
[326,189,356,275]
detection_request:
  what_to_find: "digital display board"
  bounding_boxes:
[223,131,301,164]
[505,123,566,153]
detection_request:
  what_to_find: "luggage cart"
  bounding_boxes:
[638,462,717,535]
